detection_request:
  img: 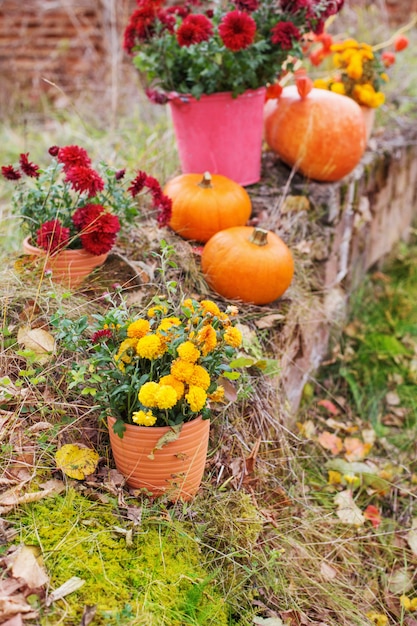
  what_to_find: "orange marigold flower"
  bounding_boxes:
[190,365,211,390]
[171,358,195,383]
[196,325,217,355]
[136,334,166,359]
[224,326,242,348]
[159,375,185,400]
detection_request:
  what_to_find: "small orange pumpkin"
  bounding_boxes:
[163,172,252,243]
[264,85,367,182]
[201,226,294,305]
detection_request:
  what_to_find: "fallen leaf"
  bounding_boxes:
[16,326,55,364]
[344,437,372,462]
[296,420,316,439]
[254,313,285,329]
[46,576,85,606]
[318,431,343,455]
[386,568,413,595]
[317,399,340,415]
[385,391,401,406]
[320,561,337,580]
[81,604,97,626]
[364,505,382,529]
[9,544,49,589]
[253,617,284,626]
[334,490,365,526]
[55,444,100,480]
[406,519,417,556]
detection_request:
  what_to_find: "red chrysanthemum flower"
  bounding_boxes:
[123,1,163,53]
[233,0,259,11]
[36,219,70,254]
[91,328,113,343]
[270,21,301,49]
[64,166,105,197]
[218,11,256,52]
[176,14,213,47]
[1,165,21,180]
[145,175,164,202]
[155,194,172,227]
[128,171,148,197]
[157,9,176,33]
[145,88,169,104]
[57,145,92,172]
[115,169,126,180]
[48,145,60,157]
[73,203,120,255]
[19,153,40,178]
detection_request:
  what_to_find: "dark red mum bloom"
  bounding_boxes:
[64,166,105,197]
[57,145,92,172]
[1,165,21,180]
[176,14,213,47]
[270,21,301,49]
[73,203,120,255]
[145,88,169,104]
[115,169,126,180]
[157,8,176,33]
[19,153,40,178]
[128,171,148,197]
[233,0,259,11]
[48,145,60,157]
[145,175,164,203]
[218,11,256,52]
[36,219,70,254]
[91,328,113,344]
[123,1,163,52]
[155,194,172,227]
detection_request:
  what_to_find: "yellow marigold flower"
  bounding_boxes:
[224,326,242,348]
[157,317,181,332]
[346,52,364,80]
[138,381,159,407]
[366,612,388,626]
[127,318,151,338]
[177,341,201,363]
[380,72,389,82]
[196,325,217,355]
[208,386,225,403]
[182,298,195,312]
[400,595,411,610]
[132,410,157,426]
[155,384,178,410]
[185,385,207,412]
[136,334,166,359]
[314,78,332,90]
[115,337,138,363]
[147,304,168,318]
[171,358,195,382]
[190,365,211,390]
[159,375,185,400]
[331,38,360,52]
[353,84,384,108]
[200,299,221,317]
[330,81,346,95]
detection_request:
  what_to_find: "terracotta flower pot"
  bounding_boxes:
[107,415,210,501]
[22,237,108,288]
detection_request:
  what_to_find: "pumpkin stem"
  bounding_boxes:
[198,172,213,188]
[249,228,269,246]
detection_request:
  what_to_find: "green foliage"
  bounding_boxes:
[16,489,229,626]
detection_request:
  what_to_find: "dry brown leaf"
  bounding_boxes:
[17,326,56,364]
[0,596,34,621]
[254,313,285,329]
[9,545,49,589]
[386,568,413,595]
[385,391,401,406]
[334,490,365,526]
[406,519,417,556]
[1,613,25,626]
[317,431,343,455]
[45,576,85,607]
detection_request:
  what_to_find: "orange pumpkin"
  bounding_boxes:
[201,226,294,305]
[264,86,367,182]
[164,172,252,243]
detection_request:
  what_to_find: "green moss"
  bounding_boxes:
[15,489,229,625]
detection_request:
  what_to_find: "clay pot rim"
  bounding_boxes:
[107,414,207,434]
[22,236,108,262]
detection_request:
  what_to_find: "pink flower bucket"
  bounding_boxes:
[169,87,266,186]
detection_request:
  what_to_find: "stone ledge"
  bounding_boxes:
[249,123,417,413]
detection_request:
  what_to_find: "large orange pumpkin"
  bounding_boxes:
[201,226,294,305]
[264,86,367,182]
[163,172,252,243]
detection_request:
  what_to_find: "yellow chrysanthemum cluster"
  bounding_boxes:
[314,38,387,108]
[112,298,243,427]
